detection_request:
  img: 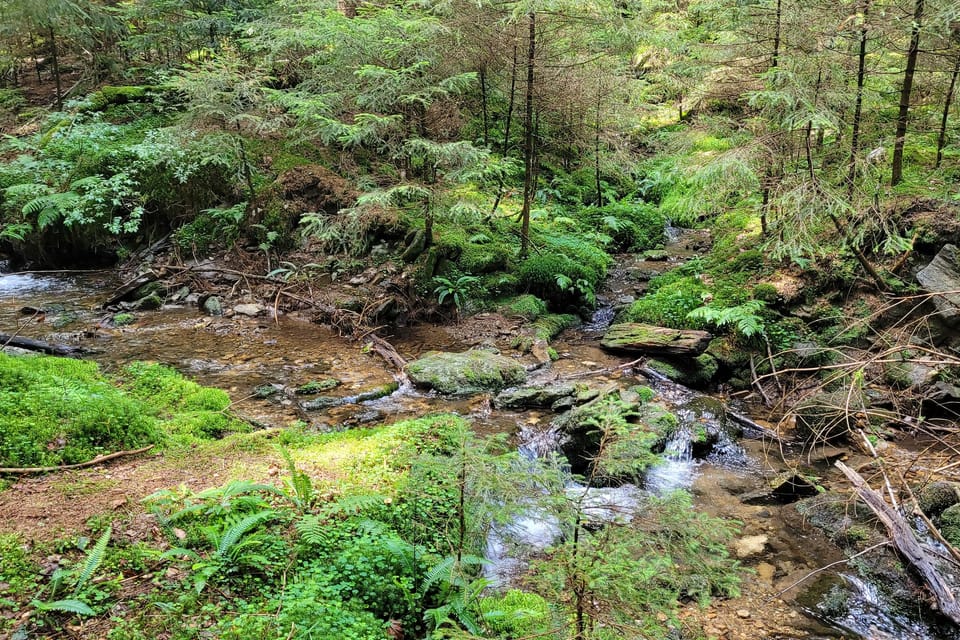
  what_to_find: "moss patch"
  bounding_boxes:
[407,349,527,395]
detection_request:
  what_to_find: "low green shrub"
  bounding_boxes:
[576,200,665,252]
[502,294,548,320]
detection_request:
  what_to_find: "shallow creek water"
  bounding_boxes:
[1,269,955,640]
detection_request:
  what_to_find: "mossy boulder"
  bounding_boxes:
[131,294,163,311]
[407,350,527,395]
[494,383,578,410]
[918,481,960,517]
[647,353,718,389]
[941,503,960,547]
[552,389,678,482]
[502,294,548,320]
[793,389,867,442]
[601,323,712,356]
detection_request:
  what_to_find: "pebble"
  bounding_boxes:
[736,609,751,619]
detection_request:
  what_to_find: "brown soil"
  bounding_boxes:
[0,442,275,543]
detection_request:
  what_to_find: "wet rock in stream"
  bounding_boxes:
[494,383,579,410]
[407,349,527,395]
[553,387,678,483]
[299,381,400,410]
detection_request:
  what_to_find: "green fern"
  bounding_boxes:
[214,510,276,558]
[72,527,111,596]
[687,300,766,339]
[276,446,315,513]
[34,599,95,616]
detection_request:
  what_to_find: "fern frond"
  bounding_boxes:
[215,510,275,557]
[35,599,95,616]
[72,527,110,595]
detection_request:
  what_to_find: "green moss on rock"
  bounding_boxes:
[407,350,527,395]
[942,503,960,547]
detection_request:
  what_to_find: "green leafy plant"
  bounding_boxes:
[161,510,277,594]
[433,275,481,311]
[31,527,112,617]
[687,299,766,339]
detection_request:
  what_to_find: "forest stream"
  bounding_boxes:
[2,264,957,640]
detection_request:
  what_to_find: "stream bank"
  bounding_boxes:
[3,264,958,640]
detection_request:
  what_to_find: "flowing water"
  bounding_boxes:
[1,268,956,640]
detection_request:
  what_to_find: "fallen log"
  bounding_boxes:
[0,445,155,475]
[0,333,82,357]
[101,271,159,309]
[835,461,960,625]
[601,323,712,356]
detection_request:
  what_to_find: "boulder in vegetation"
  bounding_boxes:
[918,481,960,518]
[941,504,960,547]
[601,322,712,356]
[406,350,526,395]
[646,353,718,389]
[917,244,960,326]
[793,389,867,442]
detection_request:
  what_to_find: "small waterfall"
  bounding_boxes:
[644,426,696,495]
[582,305,616,333]
[664,222,683,244]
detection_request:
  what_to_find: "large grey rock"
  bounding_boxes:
[917,244,960,326]
[494,383,578,410]
[407,350,527,395]
[233,303,263,317]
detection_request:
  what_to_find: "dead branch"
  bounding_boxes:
[0,333,83,357]
[0,445,155,475]
[836,461,960,625]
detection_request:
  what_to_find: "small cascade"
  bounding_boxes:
[664,222,683,244]
[644,426,696,495]
[582,305,616,333]
[0,273,60,295]
[802,573,960,640]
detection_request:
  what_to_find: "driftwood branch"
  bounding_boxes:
[835,461,960,625]
[0,333,82,357]
[0,445,155,475]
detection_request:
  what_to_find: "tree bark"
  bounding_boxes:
[847,0,870,195]
[936,50,960,169]
[479,65,489,147]
[503,44,518,154]
[891,0,924,186]
[0,334,82,357]
[836,461,960,625]
[337,0,358,18]
[520,12,536,258]
[48,26,62,110]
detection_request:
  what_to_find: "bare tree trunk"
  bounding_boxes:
[479,66,489,147]
[936,50,960,168]
[594,79,602,205]
[48,26,62,110]
[847,0,870,195]
[503,44,518,154]
[337,0,358,18]
[891,0,924,186]
[771,0,782,70]
[520,12,536,258]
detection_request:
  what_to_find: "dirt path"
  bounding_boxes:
[0,444,275,542]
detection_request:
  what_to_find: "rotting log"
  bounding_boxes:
[101,271,159,309]
[0,333,82,357]
[601,323,712,356]
[835,461,960,625]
